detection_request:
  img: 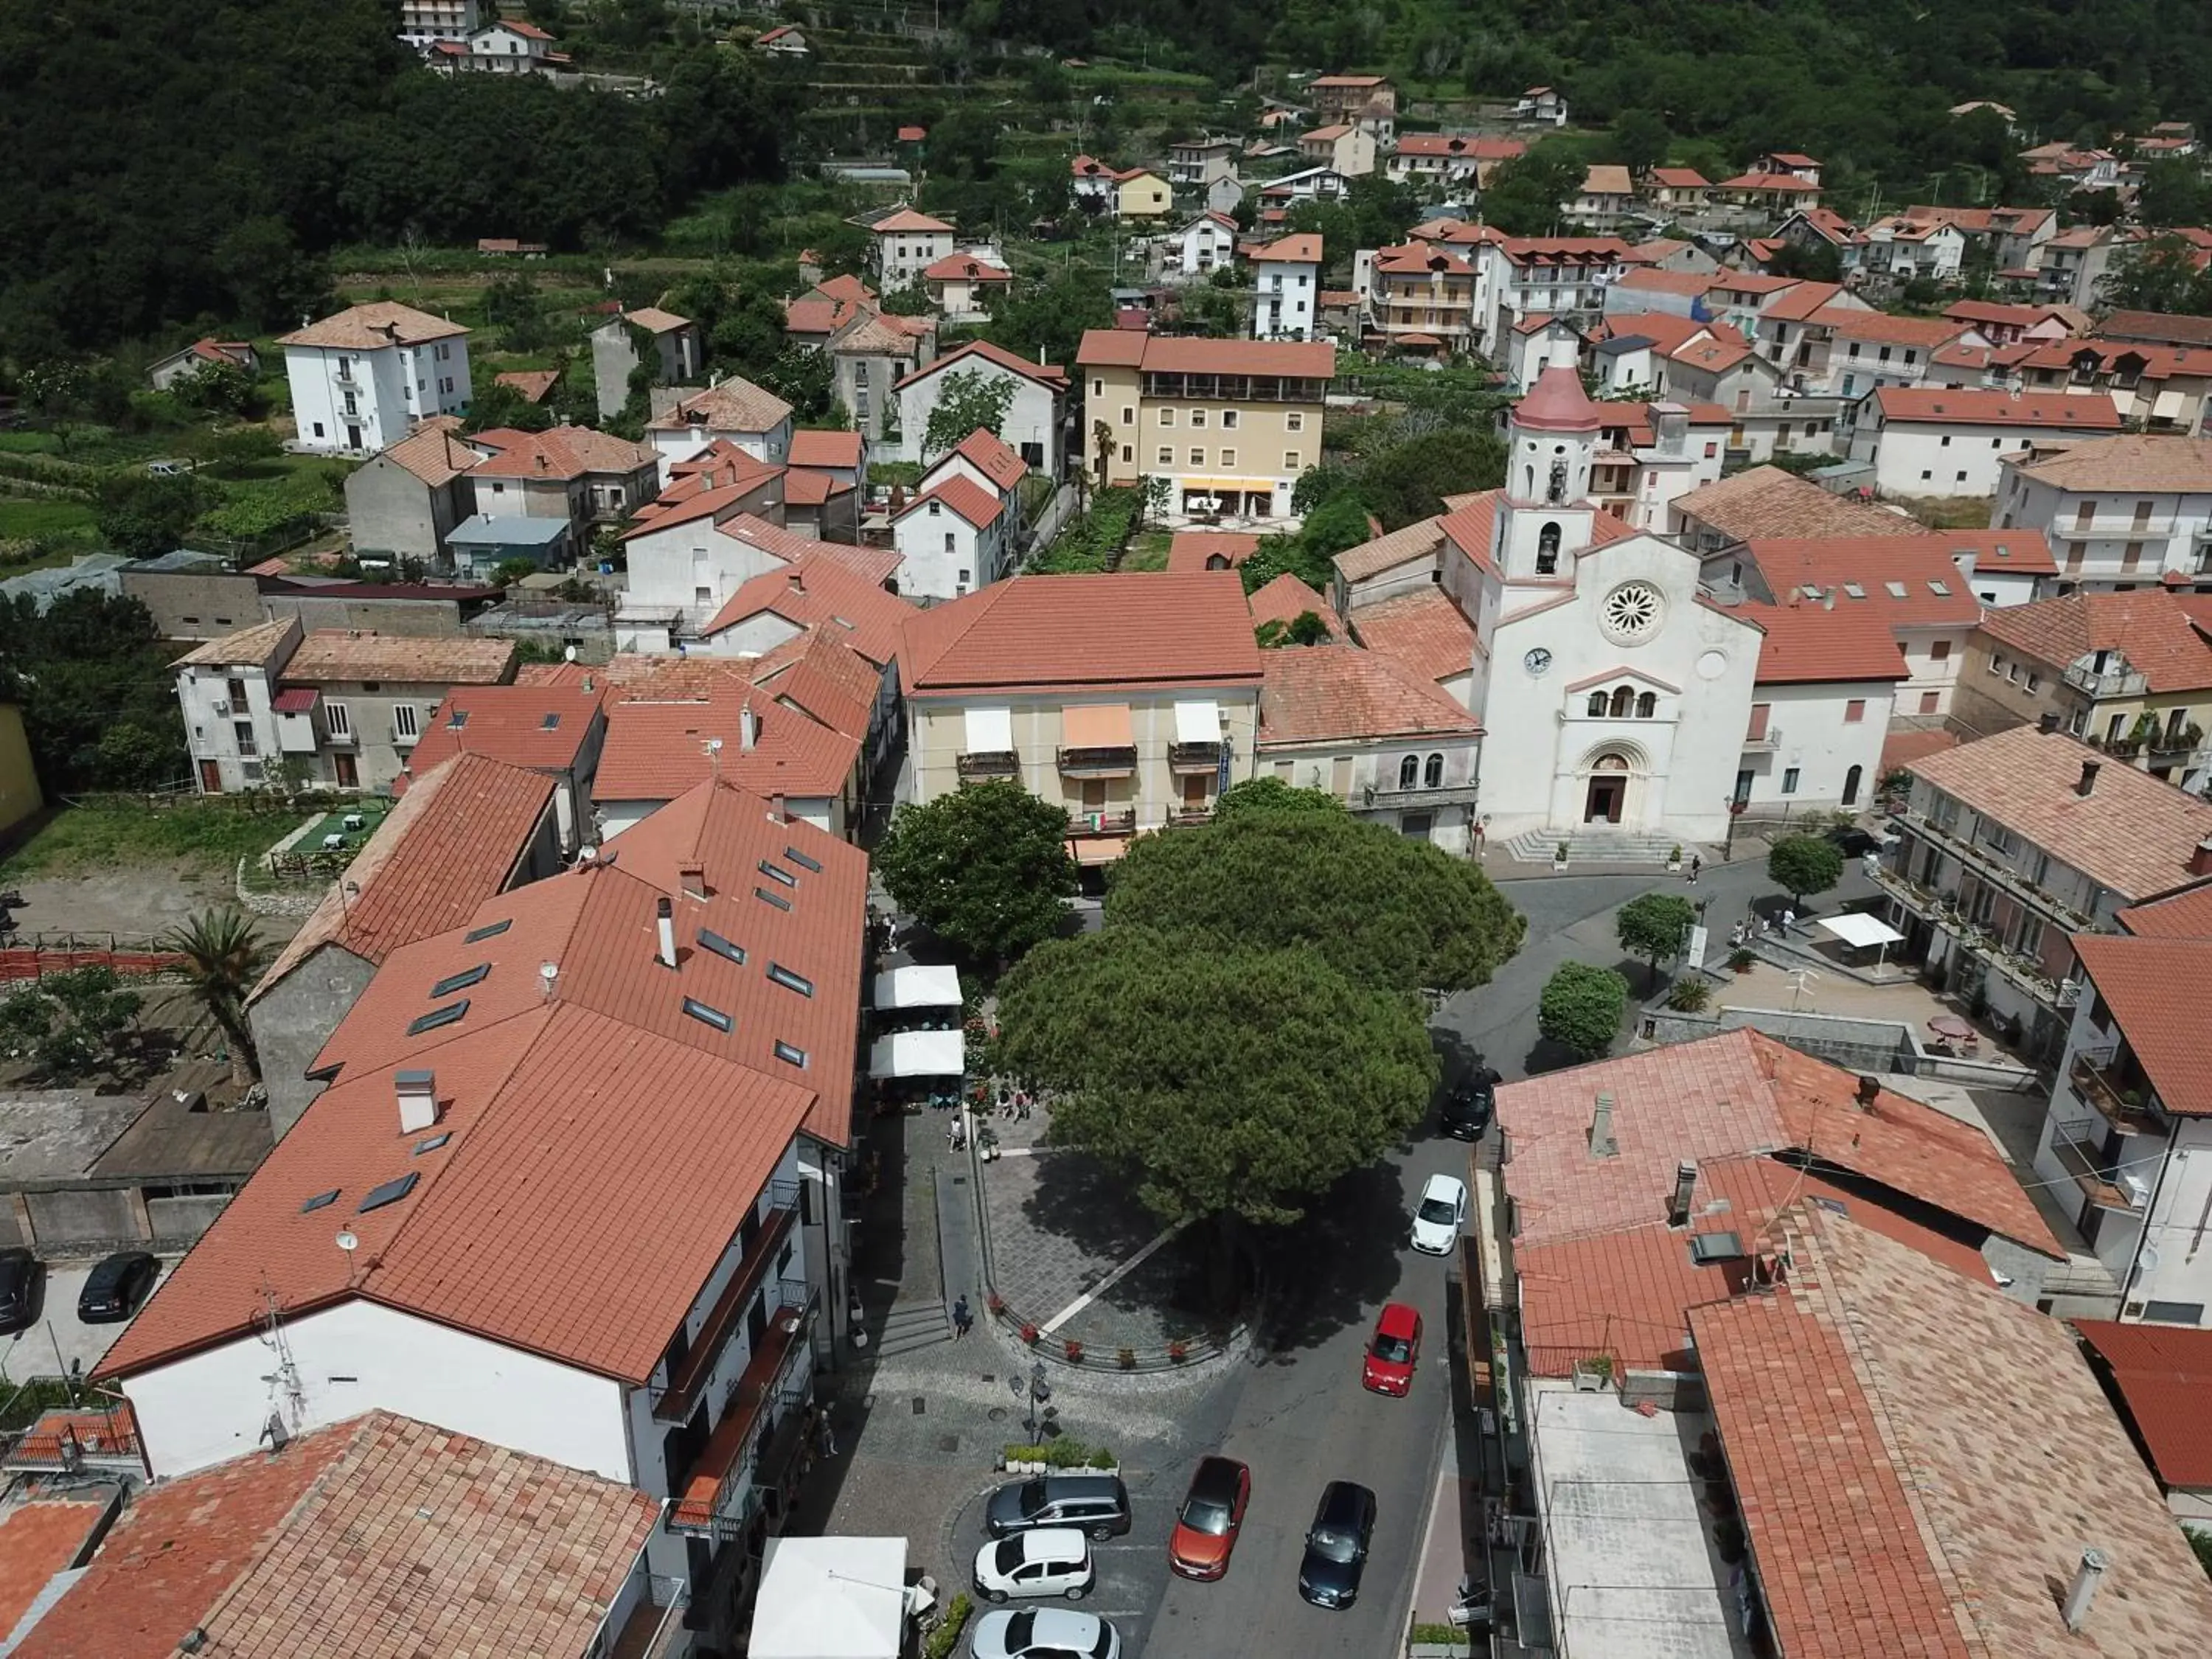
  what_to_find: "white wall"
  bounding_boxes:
[1737,681,1893,813]
[1252,260,1317,340]
[125,1298,631,1481]
[894,504,1005,602]
[285,337,471,456]
[897,364,1060,476]
[1862,422,2091,498]
[599,795,835,841]
[649,417,793,481]
[1994,470,2212,588]
[876,229,954,289]
[1897,624,1967,716]
[624,518,792,621]
[178,665,282,793]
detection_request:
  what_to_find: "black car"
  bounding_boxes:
[1440,1070,1498,1141]
[77,1251,159,1324]
[985,1474,1133,1541]
[1826,824,1893,858]
[1297,1481,1377,1609]
[0,1248,42,1335]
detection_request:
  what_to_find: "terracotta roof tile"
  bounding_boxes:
[1675,467,1927,542]
[2069,934,2212,1116]
[921,252,1010,282]
[947,428,1027,492]
[378,423,479,487]
[1258,641,1479,743]
[1074,331,1334,378]
[14,1411,653,1659]
[1871,386,2122,430]
[870,208,954,233]
[786,428,864,470]
[700,547,914,664]
[1934,526,2056,574]
[623,305,690,333]
[1253,232,1323,262]
[783,470,850,506]
[594,688,860,804]
[249,753,556,999]
[0,1499,108,1643]
[1246,573,1345,641]
[466,425,657,479]
[1978,591,2212,692]
[2073,1320,2212,1486]
[2114,877,2212,937]
[172,618,296,669]
[1880,725,1959,773]
[894,338,1068,392]
[1346,588,1475,685]
[898,473,1004,529]
[277,302,466,351]
[2013,434,2212,493]
[647,378,793,437]
[1332,516,1448,582]
[1168,531,1262,572]
[1739,599,1908,683]
[1908,727,2212,901]
[281,630,515,686]
[1744,538,1984,627]
[400,681,606,781]
[1808,306,1970,348]
[901,573,1264,695]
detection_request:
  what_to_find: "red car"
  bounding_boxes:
[1167,1455,1251,1580]
[1362,1302,1422,1396]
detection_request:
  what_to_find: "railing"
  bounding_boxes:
[956,749,1020,779]
[654,1205,799,1425]
[1057,745,1138,776]
[1066,808,1137,835]
[2063,662,2149,698]
[1363,782,1480,810]
[2049,1127,2141,1211]
[2070,1048,2161,1135]
[1896,812,2096,931]
[1167,740,1223,772]
[667,1285,818,1537]
[1742,725,1783,751]
[1169,806,1214,826]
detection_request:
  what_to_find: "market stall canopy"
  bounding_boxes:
[873,964,963,1010]
[748,1535,908,1659]
[869,1029,966,1078]
[1814,913,1905,950]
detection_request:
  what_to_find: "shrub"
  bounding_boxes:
[1666,977,1712,1012]
[1727,947,1757,972]
[1538,961,1628,1058]
[923,1593,973,1659]
[1063,1339,1085,1363]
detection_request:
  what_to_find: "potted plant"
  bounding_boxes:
[1667,977,1711,1012]
[1117,1346,1136,1370]
[1727,946,1756,975]
[1552,840,1571,872]
[1167,1338,1189,1363]
[987,1291,1006,1316]
[1666,843,1683,872]
[1064,1339,1085,1363]
[1020,1322,1039,1345]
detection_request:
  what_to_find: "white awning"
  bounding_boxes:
[868,1029,966,1078]
[2153,387,2187,421]
[964,705,1013,751]
[1174,699,1221,744]
[873,965,963,1009]
[1815,912,1905,950]
[748,1536,907,1659]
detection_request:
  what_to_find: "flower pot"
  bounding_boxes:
[1551,859,1569,872]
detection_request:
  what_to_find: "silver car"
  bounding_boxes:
[970,1607,1120,1659]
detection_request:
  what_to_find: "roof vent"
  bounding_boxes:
[2038,712,2060,734]
[1589,1092,1618,1159]
[2191,836,2212,878]
[1688,1231,1745,1265]
[1666,1161,1697,1228]
[655,896,677,968]
[2077,759,2101,796]
[396,1069,437,1135]
[2062,1548,2109,1632]
[679,861,708,900]
[1855,1074,1881,1108]
[740,702,759,751]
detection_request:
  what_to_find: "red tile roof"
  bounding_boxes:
[1978,591,2212,693]
[646,378,793,437]
[1675,467,1927,542]
[1259,642,1479,742]
[250,754,557,1001]
[1252,232,1323,262]
[893,337,1068,392]
[0,1499,108,1644]
[898,473,1004,529]
[282,631,515,686]
[785,428,864,470]
[2069,934,2212,1117]
[1740,599,1909,684]
[1245,573,1345,641]
[1168,531,1262,572]
[1880,725,1958,774]
[901,573,1265,695]
[1808,305,1970,348]
[2115,877,2212,937]
[700,550,916,667]
[1869,386,2122,430]
[2073,1319,2212,1487]
[1074,330,1334,379]
[870,207,953,233]
[1346,589,1477,685]
[1932,526,2056,575]
[922,252,1011,282]
[947,428,1027,493]
[594,687,860,804]
[1744,537,1984,627]
[13,1412,655,1659]
[400,681,606,782]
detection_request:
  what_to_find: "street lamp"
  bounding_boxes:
[1009,1362,1051,1442]
[1722,796,1747,862]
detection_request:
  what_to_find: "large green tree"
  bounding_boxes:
[1615,891,1698,991]
[922,369,1018,459]
[1767,834,1844,908]
[998,928,1436,1231]
[1538,962,1628,1060]
[0,588,186,791]
[161,908,271,1088]
[872,781,1079,967]
[1107,805,1525,1000]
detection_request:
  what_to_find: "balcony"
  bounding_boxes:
[2070,1048,2161,1135]
[668,1285,818,1537]
[2064,662,2149,699]
[2050,1128,2143,1211]
[956,749,1020,780]
[1168,740,1224,774]
[1057,745,1138,777]
[1898,811,2097,931]
[1067,808,1137,836]
[1169,806,1214,827]
[654,1204,798,1425]
[1742,724,1784,752]
[1364,782,1481,810]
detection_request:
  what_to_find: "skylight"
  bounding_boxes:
[301,1189,340,1213]
[698,928,747,965]
[414,1132,451,1155]
[773,1040,809,1068]
[785,846,823,874]
[683,997,734,1033]
[358,1172,420,1214]
[1688,1231,1745,1264]
[1842,582,1865,598]
[448,710,469,729]
[767,963,814,998]
[540,712,562,730]
[756,887,793,911]
[759,860,798,888]
[430,964,490,998]
[1928,580,1951,595]
[1884,581,1908,598]
[465,919,512,942]
[406,1000,469,1035]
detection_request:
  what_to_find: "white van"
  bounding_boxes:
[972,1528,1094,1604]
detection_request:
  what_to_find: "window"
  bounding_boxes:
[1220,448,1237,467]
[1781,767,1801,794]
[406,1001,468,1035]
[758,859,797,888]
[1919,691,1939,714]
[767,963,814,998]
[681,997,733,1033]
[2025,672,2039,692]
[1635,692,1657,718]
[773,1040,809,1068]
[1190,410,1206,428]
[431,964,490,998]
[943,532,956,553]
[1286,413,1304,432]
[1190,448,1205,467]
[1844,698,1865,723]
[1399,754,1419,789]
[785,846,822,874]
[1158,447,1173,465]
[1940,434,1952,448]
[2123,541,2143,571]
[1921,470,1933,481]
[465,919,512,942]
[1120,445,1133,463]
[394,703,420,740]
[324,700,352,737]
[1423,753,1444,787]
[1159,408,1175,428]
[1222,410,1239,430]
[1610,686,1635,719]
[754,886,792,911]
[1285,451,1302,469]
[1587,691,1608,717]
[698,928,746,965]
[358,1172,420,1214]
[1121,406,1134,425]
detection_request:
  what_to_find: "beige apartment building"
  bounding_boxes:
[1076,332,1333,519]
[900,573,1263,868]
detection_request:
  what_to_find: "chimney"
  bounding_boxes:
[771,791,787,824]
[2190,836,2212,877]
[1666,1161,1697,1228]
[2037,712,2060,734]
[1589,1092,1618,1159]
[655,896,677,968]
[2077,759,2101,796]
[535,452,549,471]
[2062,1548,2109,1633]
[740,702,759,751]
[1856,1074,1882,1109]
[789,569,806,594]
[396,1070,438,1135]
[679,860,708,900]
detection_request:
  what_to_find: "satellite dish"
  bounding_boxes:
[2138,1244,2162,1274]
[563,644,577,663]
[335,1230,358,1253]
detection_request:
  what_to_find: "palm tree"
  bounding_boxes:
[161,908,271,1090]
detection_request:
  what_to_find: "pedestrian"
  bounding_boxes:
[818,1412,837,1458]
[953,1294,972,1339]
[1688,854,1701,885]
[948,1114,966,1152]
[1781,905,1795,934]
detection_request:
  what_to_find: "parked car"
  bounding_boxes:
[0,1248,41,1334]
[1410,1172,1468,1256]
[1439,1071,1496,1140]
[1168,1455,1251,1580]
[1826,823,1896,858]
[1297,1481,1377,1609]
[77,1251,160,1324]
[973,1529,1094,1604]
[985,1474,1132,1541]
[1362,1302,1422,1397]
[969,1607,1120,1659]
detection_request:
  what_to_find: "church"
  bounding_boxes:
[1332,364,1770,847]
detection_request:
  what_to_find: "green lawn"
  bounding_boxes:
[0,801,313,882]
[0,498,99,544]
[1121,529,1172,571]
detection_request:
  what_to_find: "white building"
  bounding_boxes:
[893,473,1012,603]
[1167,137,1237,187]
[1815,307,1980,402]
[1514,86,1568,126]
[1734,599,1903,815]
[1250,233,1322,340]
[1164,212,1240,282]
[397,0,481,46]
[1993,434,2212,588]
[868,207,956,291]
[1860,215,1969,283]
[462,18,558,74]
[919,252,1011,324]
[644,378,796,476]
[1851,386,2125,498]
[278,302,473,456]
[892,340,1067,475]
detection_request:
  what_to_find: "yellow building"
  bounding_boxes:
[1076,332,1334,518]
[899,573,1264,868]
[0,703,42,837]
[1114,170,1174,220]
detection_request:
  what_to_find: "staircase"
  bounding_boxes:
[872,1299,952,1358]
[1503,827,1694,866]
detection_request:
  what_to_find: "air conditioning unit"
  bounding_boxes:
[2120,1172,2152,1210]
[212,699,231,716]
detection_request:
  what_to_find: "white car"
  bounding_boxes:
[1411,1172,1467,1256]
[973,1528,1094,1604]
[970,1607,1121,1659]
